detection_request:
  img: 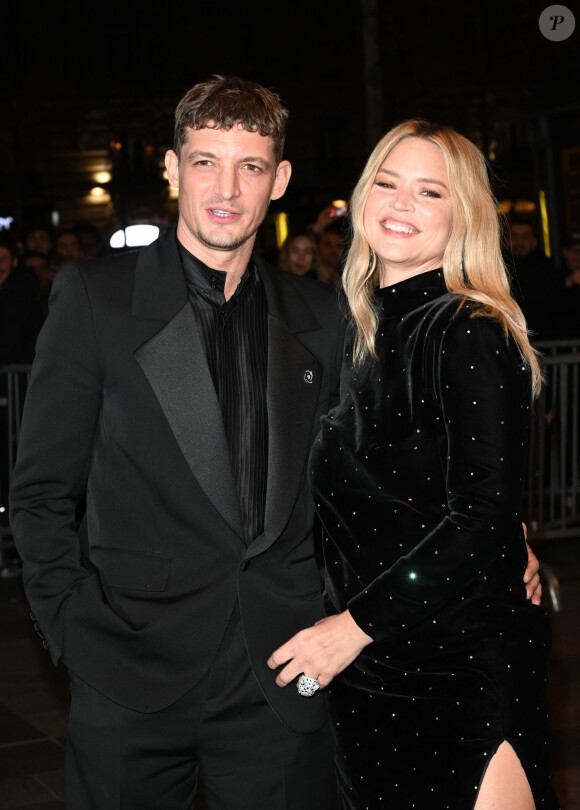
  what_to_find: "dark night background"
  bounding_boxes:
[1,0,579,263]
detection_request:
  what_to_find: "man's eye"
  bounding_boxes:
[244,164,262,172]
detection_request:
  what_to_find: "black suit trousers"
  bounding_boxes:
[65,608,335,810]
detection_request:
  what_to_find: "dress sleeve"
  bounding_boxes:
[347,311,532,642]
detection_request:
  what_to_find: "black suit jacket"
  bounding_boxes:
[10,227,346,731]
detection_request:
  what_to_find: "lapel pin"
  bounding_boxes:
[304,370,313,383]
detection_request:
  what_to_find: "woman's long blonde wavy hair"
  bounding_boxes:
[341,119,542,396]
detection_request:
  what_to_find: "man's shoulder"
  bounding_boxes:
[50,250,143,316]
[55,249,141,294]
[78,248,141,278]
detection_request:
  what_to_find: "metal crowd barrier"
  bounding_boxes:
[534,338,580,357]
[0,365,32,570]
[2,342,580,595]
[524,341,580,610]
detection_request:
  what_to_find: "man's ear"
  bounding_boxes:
[270,160,292,201]
[165,150,179,188]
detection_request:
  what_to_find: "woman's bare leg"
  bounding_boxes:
[474,741,535,809]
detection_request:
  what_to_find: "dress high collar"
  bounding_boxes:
[375,269,447,316]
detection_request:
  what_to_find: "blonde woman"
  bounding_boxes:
[269,121,559,808]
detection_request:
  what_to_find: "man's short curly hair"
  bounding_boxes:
[173,75,288,164]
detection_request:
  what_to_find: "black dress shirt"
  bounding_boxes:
[179,242,268,543]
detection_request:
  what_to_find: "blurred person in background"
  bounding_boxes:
[562,233,580,286]
[19,250,55,322]
[0,236,38,365]
[19,250,52,282]
[0,236,39,572]
[24,225,54,257]
[277,230,318,278]
[557,233,580,340]
[504,216,563,342]
[0,236,16,289]
[54,228,84,264]
[315,220,347,286]
[74,221,106,259]
[308,202,349,286]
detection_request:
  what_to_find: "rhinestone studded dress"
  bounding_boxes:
[310,269,560,809]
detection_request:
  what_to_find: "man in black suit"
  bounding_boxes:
[10,76,345,809]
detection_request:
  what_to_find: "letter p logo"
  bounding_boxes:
[539,5,575,40]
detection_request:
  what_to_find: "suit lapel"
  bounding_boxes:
[131,237,324,550]
[132,229,244,540]
[250,257,323,558]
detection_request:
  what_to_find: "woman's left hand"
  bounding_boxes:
[267,610,373,690]
[524,539,542,606]
[522,522,542,605]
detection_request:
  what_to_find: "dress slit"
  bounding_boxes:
[473,739,536,810]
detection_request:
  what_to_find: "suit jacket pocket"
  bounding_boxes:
[289,555,323,597]
[91,546,172,592]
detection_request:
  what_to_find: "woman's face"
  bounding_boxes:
[363,137,453,287]
[287,236,316,275]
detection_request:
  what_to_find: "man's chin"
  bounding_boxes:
[197,230,253,253]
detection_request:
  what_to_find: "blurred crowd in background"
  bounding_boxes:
[1,201,579,369]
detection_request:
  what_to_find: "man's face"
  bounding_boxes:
[165,125,291,262]
[56,233,83,262]
[0,246,15,285]
[509,225,537,257]
[317,232,344,271]
[563,245,580,272]
[23,254,55,284]
[26,229,52,255]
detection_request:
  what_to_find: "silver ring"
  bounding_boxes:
[297,674,320,697]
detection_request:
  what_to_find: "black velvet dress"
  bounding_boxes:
[309,270,559,809]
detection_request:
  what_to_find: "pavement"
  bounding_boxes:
[0,537,579,808]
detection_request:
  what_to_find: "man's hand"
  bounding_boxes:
[267,611,373,690]
[308,206,336,236]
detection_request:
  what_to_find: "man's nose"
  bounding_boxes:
[215,165,239,199]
